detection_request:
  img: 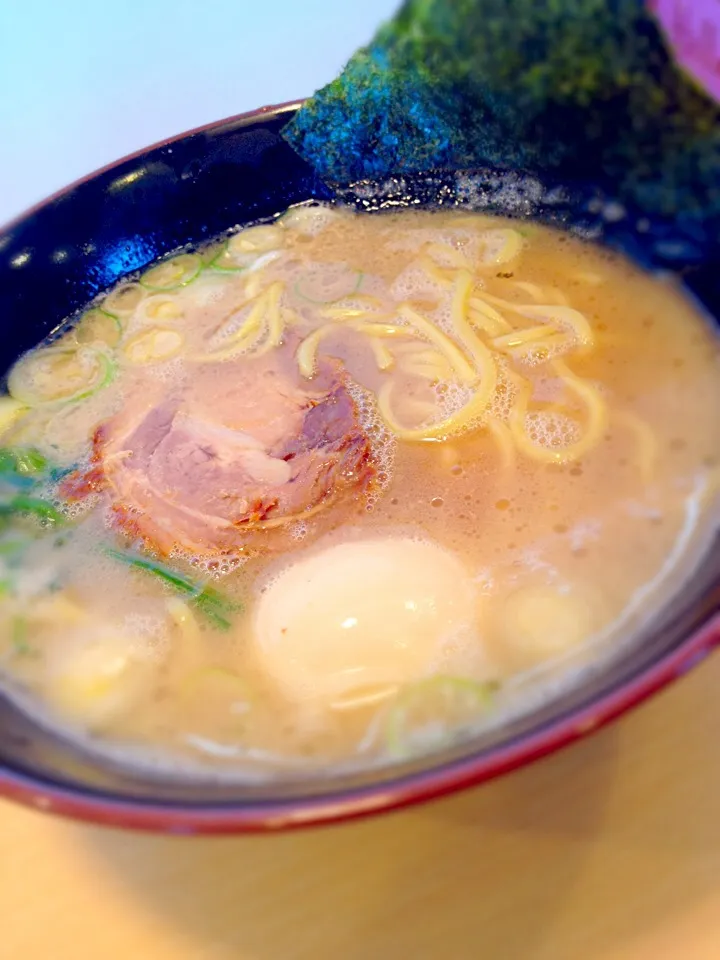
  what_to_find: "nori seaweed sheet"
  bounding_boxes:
[283,0,720,240]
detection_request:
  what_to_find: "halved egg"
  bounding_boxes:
[253,537,479,707]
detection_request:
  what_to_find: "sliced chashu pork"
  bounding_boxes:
[63,356,374,555]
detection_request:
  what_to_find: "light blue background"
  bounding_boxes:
[0,0,397,224]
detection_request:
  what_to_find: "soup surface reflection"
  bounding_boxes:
[0,206,717,781]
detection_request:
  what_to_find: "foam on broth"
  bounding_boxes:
[0,206,718,782]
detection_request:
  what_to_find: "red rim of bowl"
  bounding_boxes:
[0,102,718,834]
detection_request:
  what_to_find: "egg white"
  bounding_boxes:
[252,536,480,706]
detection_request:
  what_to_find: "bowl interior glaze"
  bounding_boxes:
[0,103,717,832]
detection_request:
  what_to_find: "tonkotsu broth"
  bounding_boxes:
[0,205,718,782]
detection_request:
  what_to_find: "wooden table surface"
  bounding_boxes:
[1,653,718,960]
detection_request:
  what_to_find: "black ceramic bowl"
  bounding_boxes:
[0,102,718,834]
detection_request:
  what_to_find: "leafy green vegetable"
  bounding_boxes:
[0,447,50,491]
[104,548,238,631]
[0,449,71,605]
[283,0,720,232]
[0,447,48,476]
[0,494,64,526]
[0,447,70,528]
[0,493,65,526]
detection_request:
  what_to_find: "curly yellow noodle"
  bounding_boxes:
[401,358,454,381]
[471,290,532,315]
[466,296,511,334]
[512,281,544,302]
[377,379,496,442]
[216,293,264,339]
[515,304,594,347]
[350,322,408,338]
[473,291,578,334]
[265,282,285,348]
[491,324,558,351]
[507,360,609,463]
[424,242,471,269]
[477,228,523,266]
[246,293,292,359]
[296,324,337,378]
[376,273,498,442]
[471,292,594,348]
[468,298,512,336]
[193,324,264,363]
[320,295,387,319]
[192,291,269,362]
[369,338,395,371]
[513,282,568,306]
[417,254,455,287]
[397,304,477,383]
[397,347,453,380]
[186,236,610,464]
[244,272,265,299]
[400,347,449,365]
[298,320,414,378]
[450,271,500,387]
[324,309,394,323]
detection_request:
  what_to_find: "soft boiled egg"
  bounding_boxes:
[252,536,480,707]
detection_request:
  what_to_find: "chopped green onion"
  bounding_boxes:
[8,345,116,407]
[198,240,228,266]
[0,448,73,497]
[103,283,145,316]
[0,446,48,477]
[74,308,123,348]
[104,547,238,630]
[228,225,284,256]
[0,447,56,492]
[140,254,202,291]
[207,240,249,273]
[0,494,65,526]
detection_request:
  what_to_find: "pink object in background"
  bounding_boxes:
[649,0,720,102]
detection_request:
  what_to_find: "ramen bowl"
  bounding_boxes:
[0,102,718,834]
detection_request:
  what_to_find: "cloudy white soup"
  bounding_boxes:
[0,205,717,780]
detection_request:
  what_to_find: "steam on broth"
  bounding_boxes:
[0,205,717,781]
